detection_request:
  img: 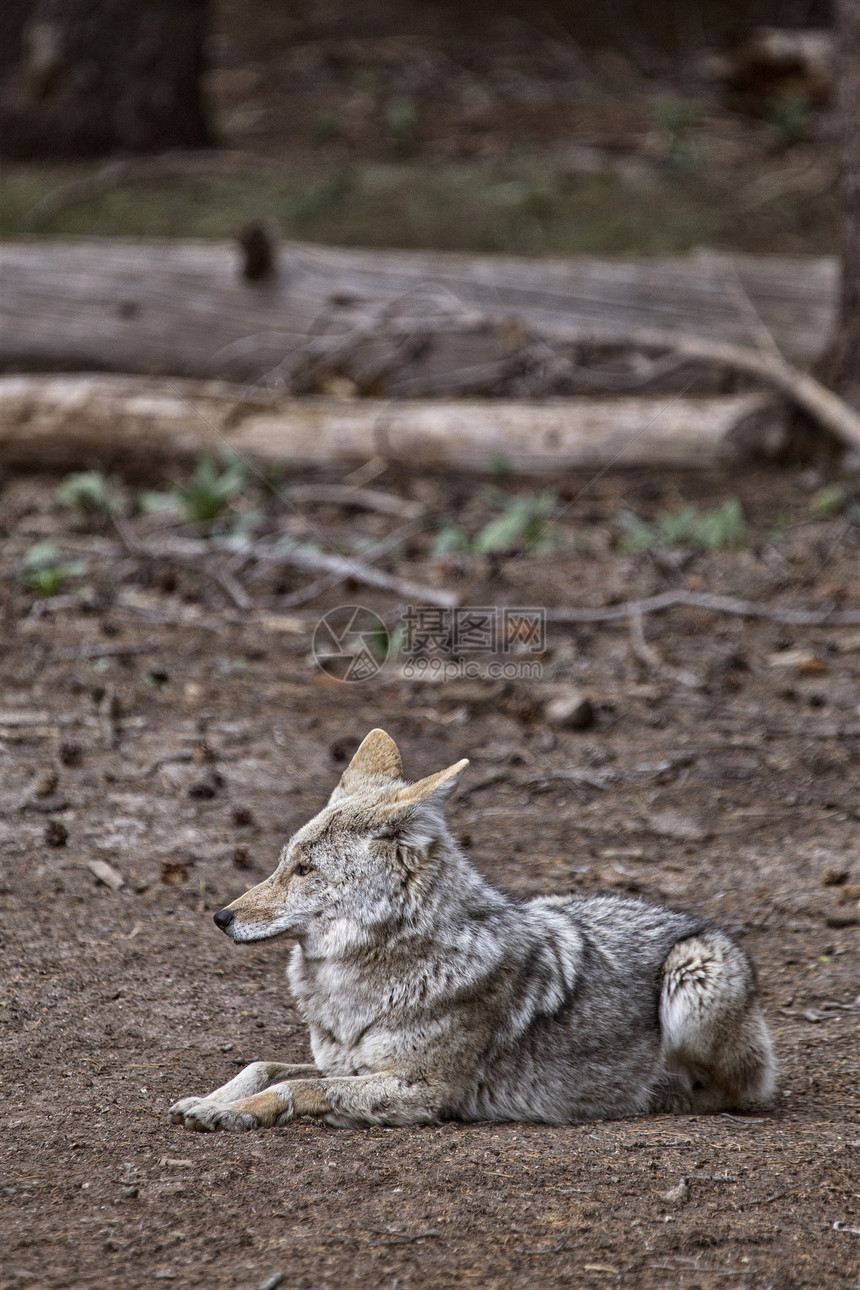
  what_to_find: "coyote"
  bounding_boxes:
[170,729,776,1132]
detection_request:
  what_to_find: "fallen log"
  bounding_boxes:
[0,374,777,475]
[0,240,836,392]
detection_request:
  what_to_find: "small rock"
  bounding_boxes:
[661,1177,691,1204]
[544,690,595,731]
[45,821,68,848]
[644,809,709,843]
[58,741,83,767]
[187,769,223,799]
[231,804,254,828]
[231,846,252,869]
[838,883,860,905]
[32,769,59,798]
[530,729,557,754]
[767,648,827,675]
[159,860,189,886]
[87,860,124,891]
[822,868,849,887]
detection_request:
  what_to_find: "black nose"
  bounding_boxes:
[213,908,234,931]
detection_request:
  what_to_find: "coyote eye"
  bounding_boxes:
[292,860,313,877]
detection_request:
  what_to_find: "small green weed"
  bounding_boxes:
[56,470,126,516]
[619,499,747,552]
[433,491,558,557]
[312,112,345,143]
[180,456,248,527]
[810,484,860,522]
[385,100,419,151]
[19,542,87,596]
[653,96,706,172]
[139,456,249,531]
[766,97,812,149]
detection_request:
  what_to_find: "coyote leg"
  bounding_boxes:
[170,1062,319,1131]
[180,1073,443,1132]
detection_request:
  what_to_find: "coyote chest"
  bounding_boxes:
[288,948,410,1075]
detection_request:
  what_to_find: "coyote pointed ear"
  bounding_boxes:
[335,728,403,795]
[376,757,469,857]
[394,758,469,806]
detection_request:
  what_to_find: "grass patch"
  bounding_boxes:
[434,490,558,557]
[619,499,747,552]
[0,158,835,256]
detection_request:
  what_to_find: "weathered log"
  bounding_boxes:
[0,240,837,392]
[0,373,775,475]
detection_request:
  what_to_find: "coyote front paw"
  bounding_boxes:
[169,1096,258,1133]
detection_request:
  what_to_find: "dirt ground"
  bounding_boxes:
[1,463,859,1290]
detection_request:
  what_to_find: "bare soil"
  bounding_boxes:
[1,464,858,1290]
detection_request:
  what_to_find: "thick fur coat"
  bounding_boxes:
[170,730,776,1132]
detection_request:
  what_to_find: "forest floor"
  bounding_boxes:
[1,461,858,1290]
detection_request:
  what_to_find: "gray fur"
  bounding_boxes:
[170,729,776,1132]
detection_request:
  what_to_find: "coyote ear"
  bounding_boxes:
[336,728,403,793]
[393,758,469,806]
[377,758,469,854]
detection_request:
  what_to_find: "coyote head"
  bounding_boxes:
[213,730,468,950]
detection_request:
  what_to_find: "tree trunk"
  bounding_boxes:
[0,0,211,159]
[818,0,860,410]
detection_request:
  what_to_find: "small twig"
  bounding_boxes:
[116,531,457,609]
[252,1274,286,1290]
[649,1262,750,1277]
[528,769,613,791]
[736,1191,786,1208]
[629,607,702,689]
[368,1229,441,1247]
[630,606,663,670]
[544,590,860,627]
[214,567,252,611]
[288,483,424,519]
[275,517,433,609]
[99,686,122,751]
[516,1222,575,1256]
[53,641,161,661]
[726,259,786,363]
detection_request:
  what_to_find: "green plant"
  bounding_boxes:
[653,96,706,172]
[810,484,847,518]
[385,100,419,151]
[56,470,126,516]
[312,112,345,143]
[19,542,87,596]
[809,484,860,524]
[183,456,248,526]
[138,489,182,514]
[766,96,812,149]
[143,456,249,530]
[433,491,558,557]
[619,499,747,552]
